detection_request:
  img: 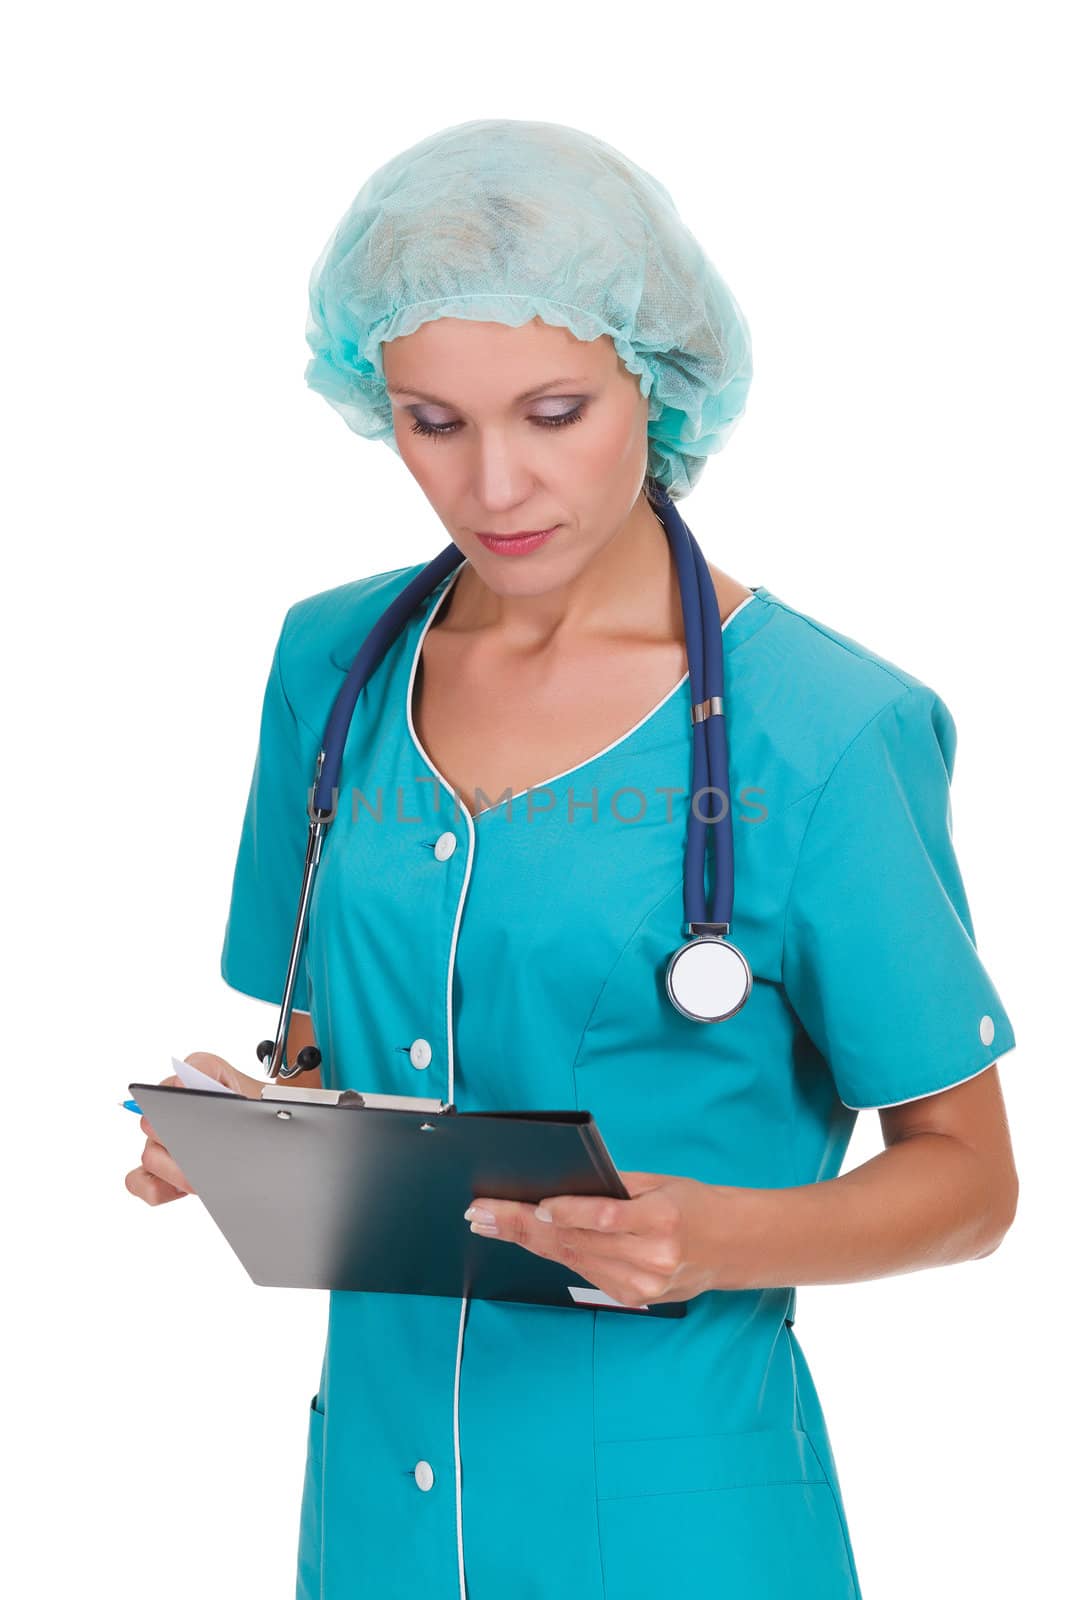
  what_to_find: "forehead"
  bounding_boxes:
[382,316,620,403]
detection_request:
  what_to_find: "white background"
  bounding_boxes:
[3,2,1061,1596]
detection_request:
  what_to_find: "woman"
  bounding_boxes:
[127,120,1020,1600]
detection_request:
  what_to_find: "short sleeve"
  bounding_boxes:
[782,685,1017,1110]
[220,608,314,1010]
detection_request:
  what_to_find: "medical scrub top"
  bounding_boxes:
[220,559,1017,1600]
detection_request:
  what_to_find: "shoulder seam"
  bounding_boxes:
[275,602,323,745]
[779,684,918,968]
[273,565,421,745]
[759,593,916,694]
[285,563,420,623]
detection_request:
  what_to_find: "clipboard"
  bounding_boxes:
[130,1082,687,1319]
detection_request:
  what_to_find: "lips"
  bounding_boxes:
[474,525,561,556]
[476,527,556,538]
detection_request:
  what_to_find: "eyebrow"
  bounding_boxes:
[385,376,590,406]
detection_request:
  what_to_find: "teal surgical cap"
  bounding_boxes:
[304,118,752,499]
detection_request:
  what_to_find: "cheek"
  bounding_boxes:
[393,427,460,505]
[580,395,648,474]
[545,403,646,514]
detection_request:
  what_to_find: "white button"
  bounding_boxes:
[409,1037,433,1070]
[434,831,458,861]
[414,1460,435,1491]
[979,1015,995,1046]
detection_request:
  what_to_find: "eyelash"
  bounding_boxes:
[408,407,586,441]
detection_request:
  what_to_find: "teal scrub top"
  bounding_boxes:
[220,562,1017,1600]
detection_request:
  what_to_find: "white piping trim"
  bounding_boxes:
[404,566,475,1600]
[475,668,689,814]
[401,566,757,1600]
[428,568,757,822]
[404,565,476,1108]
[451,1295,470,1600]
[722,591,757,629]
[839,1052,1009,1111]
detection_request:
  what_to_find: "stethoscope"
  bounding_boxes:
[258,479,752,1081]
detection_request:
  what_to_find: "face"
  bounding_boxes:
[382,317,651,595]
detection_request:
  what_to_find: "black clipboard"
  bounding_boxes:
[130,1082,687,1319]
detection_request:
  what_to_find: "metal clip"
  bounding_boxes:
[306,749,338,823]
[691,695,724,723]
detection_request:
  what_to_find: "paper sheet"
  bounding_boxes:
[568,1285,650,1311]
[171,1055,239,1095]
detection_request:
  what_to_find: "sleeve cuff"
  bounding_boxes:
[837,1029,1017,1111]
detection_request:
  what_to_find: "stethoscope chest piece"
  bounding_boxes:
[665,933,753,1023]
[256,496,762,1077]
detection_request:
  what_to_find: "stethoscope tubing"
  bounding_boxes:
[313,543,465,814]
[266,491,737,1076]
[647,482,734,935]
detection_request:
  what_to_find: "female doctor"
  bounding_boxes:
[125,120,1021,1600]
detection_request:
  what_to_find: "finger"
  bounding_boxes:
[570,1240,680,1285]
[141,1137,196,1195]
[141,1137,196,1196]
[527,1216,680,1283]
[492,1206,647,1264]
[125,1165,187,1206]
[466,1201,643,1270]
[466,1195,633,1241]
[529,1193,650,1234]
[183,1052,236,1088]
[565,1257,673,1307]
[552,1226,682,1274]
[467,1195,682,1290]
[136,1076,181,1142]
[616,1171,670,1199]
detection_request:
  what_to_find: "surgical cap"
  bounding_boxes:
[304,118,752,499]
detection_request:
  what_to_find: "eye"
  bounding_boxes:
[407,406,586,441]
[535,406,585,430]
[409,415,461,440]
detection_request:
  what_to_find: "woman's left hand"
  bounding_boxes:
[463,1172,737,1307]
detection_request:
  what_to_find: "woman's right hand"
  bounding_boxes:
[124,1051,264,1206]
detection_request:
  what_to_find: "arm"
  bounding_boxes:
[711,1062,1019,1290]
[463,1064,1021,1307]
[127,1018,323,1208]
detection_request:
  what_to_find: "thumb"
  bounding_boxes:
[616,1171,666,1199]
[182,1051,255,1097]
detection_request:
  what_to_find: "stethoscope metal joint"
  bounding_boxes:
[257,750,334,1080]
[257,481,752,1079]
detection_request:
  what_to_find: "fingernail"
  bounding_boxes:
[469,1221,498,1235]
[464,1205,496,1225]
[534,1205,553,1223]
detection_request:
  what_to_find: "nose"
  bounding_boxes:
[468,429,540,513]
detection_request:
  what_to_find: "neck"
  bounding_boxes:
[440,493,746,651]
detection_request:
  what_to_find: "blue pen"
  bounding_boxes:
[121,1098,143,1115]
